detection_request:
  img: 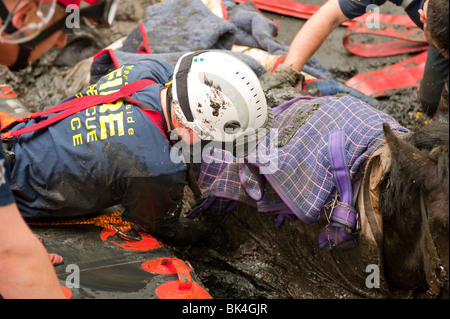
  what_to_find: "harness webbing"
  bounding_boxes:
[1,78,157,140]
[27,210,132,233]
[318,130,361,250]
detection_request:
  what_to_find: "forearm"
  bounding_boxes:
[283,0,349,71]
[0,204,66,299]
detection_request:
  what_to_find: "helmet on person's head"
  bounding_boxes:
[171,51,274,158]
[0,0,118,44]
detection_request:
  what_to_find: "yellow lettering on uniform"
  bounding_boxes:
[128,128,135,135]
[99,78,123,91]
[73,134,83,146]
[86,107,97,117]
[85,117,97,130]
[87,131,98,143]
[99,89,120,95]
[99,112,124,140]
[107,66,124,80]
[71,118,81,130]
[127,117,135,124]
[86,84,98,96]
[99,100,123,113]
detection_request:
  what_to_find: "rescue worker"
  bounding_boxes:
[0,0,119,71]
[260,0,449,118]
[1,51,273,244]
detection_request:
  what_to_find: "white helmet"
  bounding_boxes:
[171,51,274,157]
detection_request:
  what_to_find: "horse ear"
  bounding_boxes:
[382,123,438,183]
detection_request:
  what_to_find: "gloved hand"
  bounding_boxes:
[259,64,304,92]
[259,64,305,108]
[306,79,380,109]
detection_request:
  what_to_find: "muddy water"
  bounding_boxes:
[0,0,437,299]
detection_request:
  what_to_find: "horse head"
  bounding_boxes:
[381,121,449,298]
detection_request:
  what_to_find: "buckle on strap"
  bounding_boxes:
[319,130,362,251]
[328,203,360,233]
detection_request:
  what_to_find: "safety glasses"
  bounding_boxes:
[0,0,56,44]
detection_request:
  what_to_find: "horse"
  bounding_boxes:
[380,121,449,298]
[175,104,449,299]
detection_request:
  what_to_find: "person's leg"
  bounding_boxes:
[419,46,450,116]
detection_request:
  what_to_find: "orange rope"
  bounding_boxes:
[28,211,132,233]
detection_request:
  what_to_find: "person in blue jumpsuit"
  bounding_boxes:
[5,59,191,243]
[261,0,449,117]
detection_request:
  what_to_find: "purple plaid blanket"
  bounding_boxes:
[198,95,409,225]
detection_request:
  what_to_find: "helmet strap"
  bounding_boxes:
[174,50,207,123]
[0,0,18,34]
[165,84,179,143]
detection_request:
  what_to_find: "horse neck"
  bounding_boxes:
[380,167,428,293]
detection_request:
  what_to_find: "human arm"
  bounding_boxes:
[117,173,207,245]
[259,0,350,92]
[283,0,350,72]
[0,203,66,299]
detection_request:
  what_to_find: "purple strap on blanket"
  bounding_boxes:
[318,130,361,251]
[239,161,265,201]
[186,196,217,219]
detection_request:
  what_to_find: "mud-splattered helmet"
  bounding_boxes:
[171,51,274,157]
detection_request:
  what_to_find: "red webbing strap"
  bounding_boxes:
[121,96,167,138]
[343,20,428,57]
[161,259,193,290]
[345,50,428,97]
[1,79,156,140]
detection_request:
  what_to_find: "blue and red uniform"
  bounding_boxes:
[7,59,187,235]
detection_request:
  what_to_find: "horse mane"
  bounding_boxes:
[409,121,449,197]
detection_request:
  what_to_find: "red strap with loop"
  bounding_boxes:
[1,79,157,140]
[343,20,428,57]
[161,258,193,290]
[345,50,428,97]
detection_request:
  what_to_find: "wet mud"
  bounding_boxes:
[0,0,441,299]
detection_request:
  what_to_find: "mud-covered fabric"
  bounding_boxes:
[8,60,187,232]
[91,0,332,83]
[198,95,409,225]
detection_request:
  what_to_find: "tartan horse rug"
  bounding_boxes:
[195,94,409,250]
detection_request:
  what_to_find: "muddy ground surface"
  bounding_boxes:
[0,0,437,299]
